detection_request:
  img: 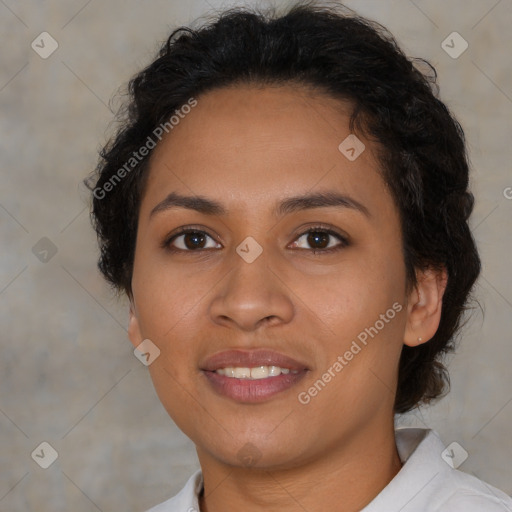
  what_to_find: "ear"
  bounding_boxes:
[404,267,448,347]
[128,300,144,349]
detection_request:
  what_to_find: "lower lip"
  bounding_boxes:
[202,370,308,403]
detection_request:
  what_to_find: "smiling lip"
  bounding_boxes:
[200,349,309,372]
[200,349,309,403]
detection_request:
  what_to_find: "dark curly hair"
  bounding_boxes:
[87,1,481,414]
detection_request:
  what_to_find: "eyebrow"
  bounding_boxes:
[149,190,371,219]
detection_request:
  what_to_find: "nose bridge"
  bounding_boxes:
[209,240,294,331]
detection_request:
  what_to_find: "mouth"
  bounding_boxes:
[200,349,309,403]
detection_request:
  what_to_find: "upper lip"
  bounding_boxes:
[200,349,309,372]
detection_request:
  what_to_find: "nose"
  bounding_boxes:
[208,250,295,332]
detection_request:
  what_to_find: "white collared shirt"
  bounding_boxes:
[145,428,512,511]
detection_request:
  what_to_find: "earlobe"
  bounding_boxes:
[128,303,143,349]
[404,267,448,347]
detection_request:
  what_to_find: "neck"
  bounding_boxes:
[197,420,402,512]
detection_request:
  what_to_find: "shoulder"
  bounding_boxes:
[363,428,512,512]
[438,492,511,511]
[405,429,512,511]
[433,469,512,511]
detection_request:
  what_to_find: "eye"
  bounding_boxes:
[163,227,221,252]
[162,225,349,254]
[290,227,349,253]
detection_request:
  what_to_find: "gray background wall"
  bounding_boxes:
[1,0,511,510]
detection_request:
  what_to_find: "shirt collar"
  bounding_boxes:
[361,428,451,511]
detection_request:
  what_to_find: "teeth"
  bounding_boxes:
[233,367,251,378]
[250,366,269,379]
[268,365,280,376]
[214,365,299,379]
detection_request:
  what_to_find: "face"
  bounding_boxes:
[128,84,417,470]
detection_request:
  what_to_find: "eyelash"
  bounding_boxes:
[161,224,349,255]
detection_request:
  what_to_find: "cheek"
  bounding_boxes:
[131,245,212,340]
[292,252,406,338]
[146,360,203,439]
[291,245,407,398]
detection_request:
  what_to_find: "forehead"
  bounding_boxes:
[141,84,389,216]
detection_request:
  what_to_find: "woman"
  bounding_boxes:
[88,2,512,510]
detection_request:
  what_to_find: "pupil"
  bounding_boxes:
[185,232,205,250]
[308,231,329,249]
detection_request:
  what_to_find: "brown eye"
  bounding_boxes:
[165,229,221,252]
[291,228,348,253]
[163,226,348,254]
[306,231,330,249]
